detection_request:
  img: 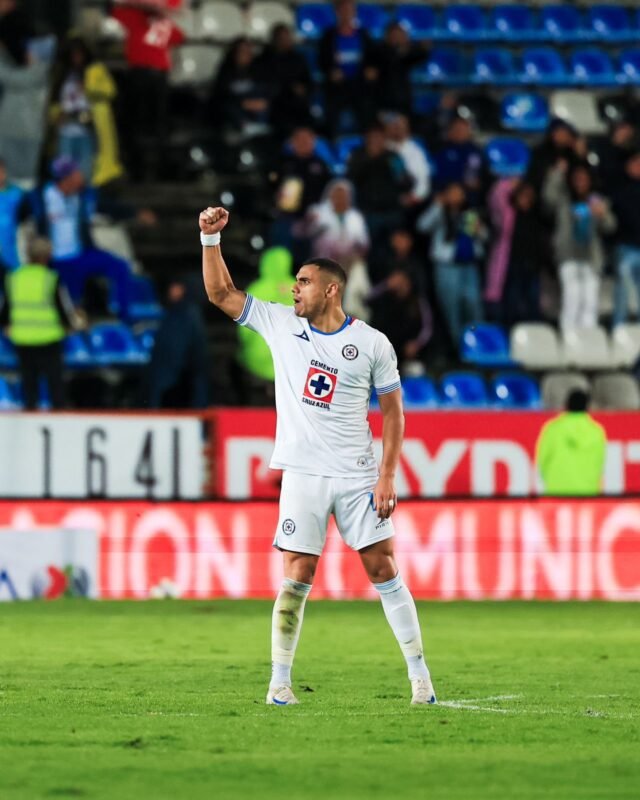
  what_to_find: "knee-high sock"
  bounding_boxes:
[270,578,312,688]
[374,573,430,680]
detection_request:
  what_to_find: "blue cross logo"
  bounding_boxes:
[310,374,331,396]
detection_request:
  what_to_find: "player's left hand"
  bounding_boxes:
[372,476,397,520]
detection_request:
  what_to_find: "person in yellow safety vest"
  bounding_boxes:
[535,389,607,496]
[0,237,79,409]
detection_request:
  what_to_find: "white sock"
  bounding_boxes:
[270,578,312,689]
[374,573,430,681]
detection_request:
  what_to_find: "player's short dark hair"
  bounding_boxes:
[567,389,589,412]
[301,257,348,290]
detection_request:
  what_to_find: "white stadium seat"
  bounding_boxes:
[611,323,640,369]
[561,326,612,370]
[592,373,640,410]
[170,44,224,87]
[247,2,295,41]
[198,1,246,41]
[510,323,564,370]
[541,371,590,410]
[550,91,607,135]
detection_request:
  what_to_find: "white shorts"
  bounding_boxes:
[274,471,394,556]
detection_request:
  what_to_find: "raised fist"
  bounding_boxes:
[199,207,229,235]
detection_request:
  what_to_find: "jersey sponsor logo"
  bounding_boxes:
[293,329,309,341]
[302,367,337,410]
[282,519,296,535]
[342,344,358,360]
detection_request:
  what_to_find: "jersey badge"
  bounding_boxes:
[342,344,358,360]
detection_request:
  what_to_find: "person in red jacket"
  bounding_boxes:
[111,0,184,179]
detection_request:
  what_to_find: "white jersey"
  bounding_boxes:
[235,295,401,479]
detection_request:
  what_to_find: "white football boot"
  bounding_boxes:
[266,685,299,706]
[410,677,437,705]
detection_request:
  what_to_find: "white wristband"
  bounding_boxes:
[200,231,221,247]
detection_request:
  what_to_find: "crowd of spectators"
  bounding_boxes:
[2,0,640,408]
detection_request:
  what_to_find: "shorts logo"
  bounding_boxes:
[303,368,336,404]
[342,344,358,360]
[282,519,296,535]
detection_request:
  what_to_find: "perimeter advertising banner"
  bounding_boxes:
[211,410,640,499]
[0,500,638,601]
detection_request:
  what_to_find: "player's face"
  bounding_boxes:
[292,266,333,319]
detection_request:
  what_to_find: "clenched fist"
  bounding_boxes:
[199,207,229,235]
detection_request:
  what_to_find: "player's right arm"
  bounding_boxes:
[200,206,247,320]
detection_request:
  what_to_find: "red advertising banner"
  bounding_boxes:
[210,410,640,499]
[1,499,638,601]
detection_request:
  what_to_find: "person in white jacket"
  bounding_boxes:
[301,178,372,320]
[384,113,431,206]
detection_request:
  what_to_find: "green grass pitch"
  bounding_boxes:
[1,600,639,800]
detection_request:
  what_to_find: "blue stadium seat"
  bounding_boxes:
[63,333,95,369]
[136,328,157,358]
[490,372,541,410]
[419,48,466,84]
[296,3,335,39]
[395,5,437,39]
[0,333,17,369]
[402,376,439,410]
[619,50,640,85]
[442,5,486,43]
[333,134,363,174]
[461,323,514,368]
[88,322,146,366]
[521,47,567,86]
[440,372,489,408]
[540,6,585,44]
[485,137,530,177]
[489,5,535,42]
[587,5,633,43]
[0,375,17,410]
[128,276,163,323]
[357,3,388,39]
[570,48,616,86]
[500,92,550,132]
[473,48,517,85]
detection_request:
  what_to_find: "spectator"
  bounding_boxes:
[32,155,133,320]
[237,246,295,386]
[485,177,518,320]
[367,229,432,365]
[612,150,640,327]
[432,116,488,206]
[526,117,584,194]
[501,182,548,327]
[0,44,49,186]
[269,126,332,257]
[0,0,33,66]
[0,236,79,409]
[111,0,184,180]
[366,21,429,119]
[318,0,376,137]
[347,124,413,254]
[146,278,208,409]
[597,120,638,188]
[417,182,486,351]
[209,37,271,144]
[0,157,29,271]
[303,178,371,320]
[256,23,313,138]
[49,36,124,188]
[543,163,616,331]
[384,113,431,209]
[536,389,607,496]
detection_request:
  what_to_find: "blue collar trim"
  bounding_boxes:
[309,316,352,336]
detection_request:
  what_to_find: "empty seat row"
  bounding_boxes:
[414,47,640,87]
[369,369,640,411]
[298,4,640,43]
[0,324,156,372]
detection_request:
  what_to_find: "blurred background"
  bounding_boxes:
[0,0,639,601]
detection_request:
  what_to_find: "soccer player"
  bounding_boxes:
[200,206,436,706]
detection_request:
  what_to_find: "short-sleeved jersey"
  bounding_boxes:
[235,295,401,479]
